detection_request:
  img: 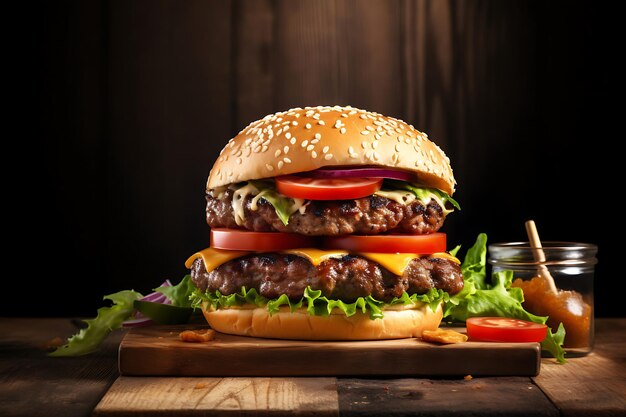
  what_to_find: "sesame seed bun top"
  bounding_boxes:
[207,105,456,195]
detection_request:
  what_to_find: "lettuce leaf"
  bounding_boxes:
[192,286,447,320]
[444,233,567,363]
[385,179,461,211]
[248,180,303,226]
[49,290,142,357]
[156,275,195,307]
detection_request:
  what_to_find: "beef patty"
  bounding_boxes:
[190,254,463,302]
[206,189,446,235]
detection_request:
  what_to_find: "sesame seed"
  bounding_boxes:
[361,131,370,135]
[373,152,380,161]
[261,145,268,152]
[301,140,309,147]
[283,157,292,164]
[237,157,242,164]
[292,121,298,126]
[263,140,270,146]
[395,144,401,152]
[322,146,329,153]
[341,113,348,118]
[307,145,314,151]
[360,114,367,119]
[348,146,355,154]
[405,138,410,144]
[350,152,359,159]
[253,146,261,153]
[278,161,284,169]
[366,126,374,131]
[290,137,297,145]
[324,153,333,160]
[398,135,404,142]
[311,138,320,144]
[317,120,325,125]
[266,164,274,171]
[313,113,320,119]
[361,141,368,149]
[274,149,282,157]
[283,146,289,154]
[340,127,346,134]
[375,133,382,140]
[306,123,312,129]
[334,120,342,128]
[392,153,399,164]
[285,132,292,139]
[314,133,321,140]
[372,141,379,149]
[284,125,290,131]
[311,151,318,158]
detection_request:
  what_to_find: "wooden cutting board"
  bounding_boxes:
[119,325,541,377]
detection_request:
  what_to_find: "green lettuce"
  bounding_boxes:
[248,180,303,226]
[384,179,461,211]
[192,286,447,320]
[156,275,195,307]
[444,233,567,363]
[49,290,142,357]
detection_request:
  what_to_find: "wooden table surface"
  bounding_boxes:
[1,318,624,417]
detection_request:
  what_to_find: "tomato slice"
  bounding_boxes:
[466,317,548,343]
[323,232,447,254]
[211,229,316,251]
[275,176,383,200]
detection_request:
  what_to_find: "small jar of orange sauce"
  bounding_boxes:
[488,242,598,356]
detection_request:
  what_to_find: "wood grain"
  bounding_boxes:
[337,377,558,417]
[533,318,626,416]
[118,325,540,377]
[0,318,124,417]
[93,377,339,417]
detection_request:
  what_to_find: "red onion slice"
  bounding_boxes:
[303,167,414,182]
[123,279,174,326]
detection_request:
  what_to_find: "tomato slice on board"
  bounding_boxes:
[210,229,317,251]
[323,232,447,254]
[275,176,383,200]
[466,317,548,343]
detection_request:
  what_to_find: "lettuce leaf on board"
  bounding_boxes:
[443,233,567,363]
[49,290,142,357]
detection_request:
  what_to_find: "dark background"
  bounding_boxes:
[7,0,622,317]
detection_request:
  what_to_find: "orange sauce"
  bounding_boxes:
[512,276,591,348]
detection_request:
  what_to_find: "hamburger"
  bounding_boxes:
[185,105,463,340]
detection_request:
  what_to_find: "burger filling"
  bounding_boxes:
[207,182,452,235]
[189,254,463,303]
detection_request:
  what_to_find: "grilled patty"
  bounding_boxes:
[206,189,446,235]
[190,254,463,303]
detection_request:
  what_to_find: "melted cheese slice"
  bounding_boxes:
[282,248,349,265]
[185,247,250,270]
[186,247,459,276]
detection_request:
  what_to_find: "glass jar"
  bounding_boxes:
[488,242,598,356]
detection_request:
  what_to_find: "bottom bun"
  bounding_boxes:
[201,302,443,340]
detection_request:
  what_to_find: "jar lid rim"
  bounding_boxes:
[489,241,597,251]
